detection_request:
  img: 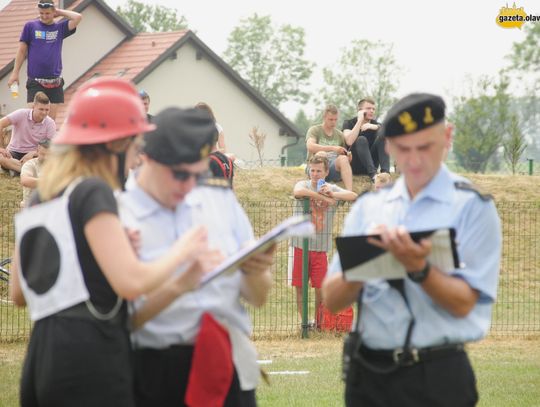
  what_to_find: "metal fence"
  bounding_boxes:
[1,200,539,341]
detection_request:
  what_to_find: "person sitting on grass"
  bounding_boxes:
[20,138,50,208]
[290,154,357,328]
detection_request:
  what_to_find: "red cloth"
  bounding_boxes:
[317,304,354,332]
[185,313,234,407]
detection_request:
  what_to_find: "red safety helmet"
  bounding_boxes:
[54,77,156,145]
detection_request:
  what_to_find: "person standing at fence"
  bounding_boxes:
[8,0,83,121]
[323,93,502,406]
[120,107,275,407]
[9,77,211,407]
[291,154,357,327]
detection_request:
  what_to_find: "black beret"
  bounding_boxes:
[143,107,217,165]
[379,93,446,138]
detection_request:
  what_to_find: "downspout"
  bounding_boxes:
[280,129,300,167]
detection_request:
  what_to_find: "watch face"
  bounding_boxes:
[407,262,430,283]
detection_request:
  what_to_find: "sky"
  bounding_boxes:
[1,0,536,116]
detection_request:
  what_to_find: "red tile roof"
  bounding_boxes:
[55,30,187,126]
[0,0,84,73]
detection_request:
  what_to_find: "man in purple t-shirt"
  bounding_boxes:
[7,0,82,121]
[0,91,55,175]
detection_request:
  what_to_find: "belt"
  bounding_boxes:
[360,343,464,367]
[56,302,126,325]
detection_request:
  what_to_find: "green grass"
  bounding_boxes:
[2,338,539,406]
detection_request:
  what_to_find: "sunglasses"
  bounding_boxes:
[38,2,54,8]
[170,168,207,182]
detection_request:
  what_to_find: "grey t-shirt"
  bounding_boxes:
[291,180,344,252]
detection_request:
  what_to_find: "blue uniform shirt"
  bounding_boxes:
[119,182,254,348]
[329,164,502,349]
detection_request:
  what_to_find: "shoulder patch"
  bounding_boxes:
[198,176,232,189]
[454,181,493,201]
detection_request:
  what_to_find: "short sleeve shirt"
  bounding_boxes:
[329,164,502,348]
[20,19,75,78]
[30,178,120,312]
[20,158,41,207]
[306,124,345,160]
[291,180,344,252]
[120,183,255,348]
[6,109,56,153]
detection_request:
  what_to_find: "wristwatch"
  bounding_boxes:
[407,261,430,283]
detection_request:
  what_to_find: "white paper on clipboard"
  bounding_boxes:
[337,228,459,282]
[200,215,315,285]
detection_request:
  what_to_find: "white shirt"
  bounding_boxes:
[119,182,254,348]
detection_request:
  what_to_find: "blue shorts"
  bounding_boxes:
[326,156,342,183]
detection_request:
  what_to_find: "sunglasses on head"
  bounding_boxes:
[38,2,54,8]
[170,168,207,182]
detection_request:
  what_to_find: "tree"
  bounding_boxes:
[224,14,314,108]
[508,23,540,77]
[316,39,401,119]
[116,0,187,33]
[451,76,511,173]
[506,24,540,165]
[503,115,527,175]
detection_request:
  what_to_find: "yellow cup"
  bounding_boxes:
[10,83,19,99]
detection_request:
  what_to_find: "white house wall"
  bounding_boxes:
[137,41,288,164]
[0,4,126,116]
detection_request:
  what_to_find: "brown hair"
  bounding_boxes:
[357,97,376,108]
[308,154,329,171]
[194,102,216,122]
[323,104,338,116]
[34,91,50,105]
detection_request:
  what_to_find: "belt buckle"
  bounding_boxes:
[392,347,419,366]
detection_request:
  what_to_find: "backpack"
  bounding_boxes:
[209,151,234,181]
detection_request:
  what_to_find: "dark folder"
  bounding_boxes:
[336,228,460,281]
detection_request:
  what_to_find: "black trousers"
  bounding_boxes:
[345,350,478,407]
[351,136,390,176]
[133,345,257,407]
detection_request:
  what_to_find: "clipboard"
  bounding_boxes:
[200,215,315,285]
[336,228,460,282]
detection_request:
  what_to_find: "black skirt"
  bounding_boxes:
[20,313,134,407]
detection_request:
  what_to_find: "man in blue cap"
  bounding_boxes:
[323,93,502,406]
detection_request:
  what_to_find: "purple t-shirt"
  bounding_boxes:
[6,108,56,153]
[20,19,75,79]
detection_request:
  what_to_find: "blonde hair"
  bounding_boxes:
[39,143,122,201]
[309,154,329,171]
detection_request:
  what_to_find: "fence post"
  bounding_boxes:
[528,158,534,176]
[301,198,310,338]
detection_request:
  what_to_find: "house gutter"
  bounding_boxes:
[279,129,300,167]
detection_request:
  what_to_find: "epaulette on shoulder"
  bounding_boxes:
[198,177,232,189]
[454,181,493,201]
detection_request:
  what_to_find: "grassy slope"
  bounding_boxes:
[2,166,539,203]
[233,167,540,202]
